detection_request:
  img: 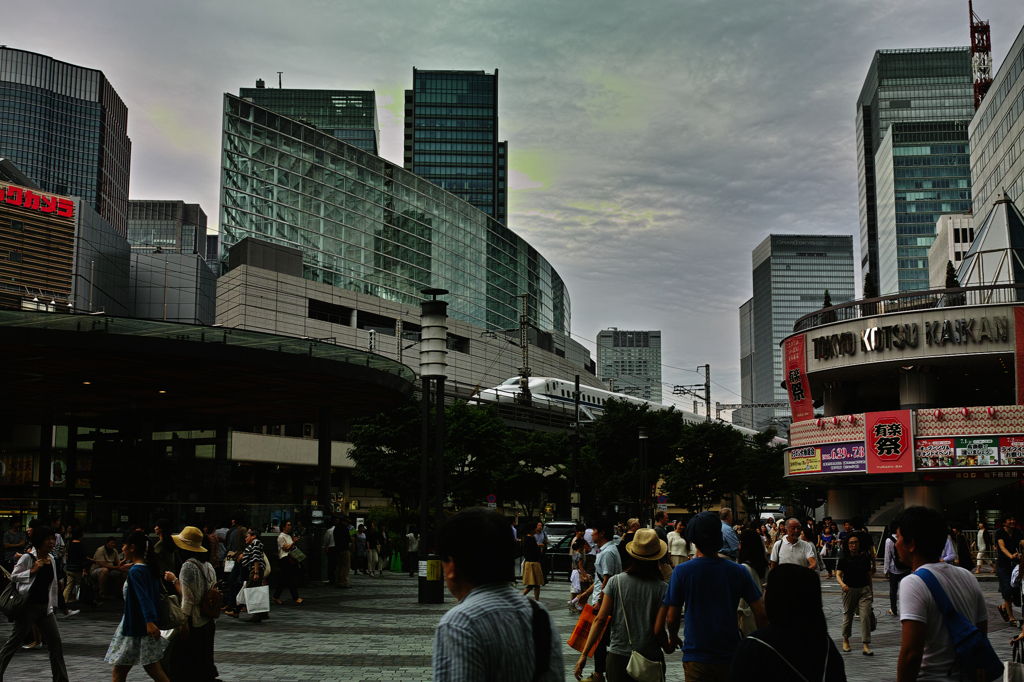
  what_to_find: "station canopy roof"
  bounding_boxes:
[958,192,1024,289]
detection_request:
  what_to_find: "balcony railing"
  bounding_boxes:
[792,283,1024,333]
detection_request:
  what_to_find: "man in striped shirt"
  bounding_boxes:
[433,508,564,681]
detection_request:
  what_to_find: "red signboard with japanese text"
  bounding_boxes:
[1,183,74,219]
[784,336,814,422]
[865,410,915,474]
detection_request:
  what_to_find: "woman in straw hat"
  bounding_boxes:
[163,526,219,681]
[574,528,670,682]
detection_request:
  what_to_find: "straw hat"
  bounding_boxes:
[171,526,208,552]
[626,528,667,561]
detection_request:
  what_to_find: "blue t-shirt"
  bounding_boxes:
[663,557,762,663]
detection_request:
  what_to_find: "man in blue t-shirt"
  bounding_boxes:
[657,510,767,681]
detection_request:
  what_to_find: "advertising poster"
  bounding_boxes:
[1000,436,1024,466]
[819,442,867,473]
[784,336,815,423]
[787,446,821,475]
[955,437,999,466]
[865,410,915,474]
[0,455,34,485]
[915,438,956,468]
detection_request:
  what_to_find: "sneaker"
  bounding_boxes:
[62,610,80,619]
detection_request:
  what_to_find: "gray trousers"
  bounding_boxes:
[0,603,69,682]
[841,584,872,644]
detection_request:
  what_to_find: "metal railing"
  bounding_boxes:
[792,283,1024,333]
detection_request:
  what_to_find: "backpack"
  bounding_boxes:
[188,559,222,620]
[889,537,910,573]
[914,567,1003,681]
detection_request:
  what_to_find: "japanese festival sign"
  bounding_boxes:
[784,336,814,422]
[787,446,821,475]
[1000,436,1024,466]
[865,410,915,474]
[954,437,999,466]
[787,442,866,476]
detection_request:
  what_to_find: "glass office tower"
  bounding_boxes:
[748,235,855,429]
[219,93,568,334]
[239,83,379,154]
[0,47,131,236]
[875,122,972,293]
[596,329,662,402]
[128,200,209,257]
[856,48,973,289]
[403,69,508,224]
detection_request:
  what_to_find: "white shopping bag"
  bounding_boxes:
[235,586,246,606]
[224,559,235,574]
[1007,641,1024,682]
[244,585,270,614]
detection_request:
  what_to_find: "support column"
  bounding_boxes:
[900,372,937,410]
[38,423,53,520]
[826,488,861,521]
[903,484,941,511]
[318,406,332,510]
[435,377,445,527]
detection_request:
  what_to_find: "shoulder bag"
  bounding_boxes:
[913,567,1003,681]
[616,574,664,682]
[147,569,186,630]
[0,557,29,620]
[747,634,830,682]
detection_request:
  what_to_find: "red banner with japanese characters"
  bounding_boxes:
[784,335,814,422]
[865,410,915,473]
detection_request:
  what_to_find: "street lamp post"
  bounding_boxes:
[418,288,448,604]
[638,427,648,527]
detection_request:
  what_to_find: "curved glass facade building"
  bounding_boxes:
[220,93,569,334]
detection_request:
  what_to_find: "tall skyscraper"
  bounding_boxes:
[239,81,379,154]
[735,298,755,429]
[856,48,973,292]
[404,69,507,224]
[0,47,131,236]
[128,200,208,257]
[596,329,662,403]
[746,235,855,429]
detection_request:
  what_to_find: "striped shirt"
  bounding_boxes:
[433,583,564,682]
[241,539,265,574]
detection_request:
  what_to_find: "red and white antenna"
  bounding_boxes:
[970,0,993,110]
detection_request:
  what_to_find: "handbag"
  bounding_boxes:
[1006,640,1024,682]
[567,603,608,657]
[187,560,222,620]
[289,547,307,563]
[617,575,664,682]
[159,592,187,629]
[262,552,272,578]
[0,575,28,620]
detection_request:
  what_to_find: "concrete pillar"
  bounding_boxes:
[827,488,860,521]
[350,309,357,328]
[903,484,941,511]
[900,373,937,410]
[823,383,858,417]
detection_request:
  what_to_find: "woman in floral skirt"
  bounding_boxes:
[105,530,169,682]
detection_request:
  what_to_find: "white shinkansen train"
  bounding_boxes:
[476,376,771,441]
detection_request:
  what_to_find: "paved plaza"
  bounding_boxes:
[0,571,1019,681]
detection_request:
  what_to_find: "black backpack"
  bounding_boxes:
[889,537,910,573]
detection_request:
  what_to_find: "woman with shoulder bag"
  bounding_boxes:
[574,528,670,682]
[0,525,69,681]
[235,529,268,624]
[272,520,302,605]
[737,529,770,638]
[104,530,170,682]
[163,526,219,681]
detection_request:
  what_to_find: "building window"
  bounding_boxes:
[8,251,22,262]
[10,221,23,232]
[954,229,960,243]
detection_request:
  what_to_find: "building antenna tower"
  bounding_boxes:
[970,0,993,110]
[277,71,283,89]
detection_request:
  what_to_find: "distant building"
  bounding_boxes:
[856,47,973,292]
[746,235,855,429]
[206,234,220,274]
[404,69,507,224]
[239,81,380,154]
[735,298,755,429]
[970,22,1024,220]
[128,200,208,257]
[128,251,215,325]
[0,47,131,236]
[596,329,662,403]
[928,214,974,288]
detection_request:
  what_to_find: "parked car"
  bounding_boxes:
[546,533,577,581]
[542,520,578,545]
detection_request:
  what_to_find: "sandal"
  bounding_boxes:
[863,648,873,656]
[294,598,303,604]
[271,598,283,605]
[999,604,1011,622]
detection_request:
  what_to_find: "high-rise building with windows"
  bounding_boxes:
[0,47,131,237]
[745,235,855,429]
[239,81,379,154]
[404,69,507,224]
[856,48,973,292]
[596,329,661,403]
[128,200,208,257]
[735,298,755,429]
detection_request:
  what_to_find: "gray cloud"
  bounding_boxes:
[6,0,1021,410]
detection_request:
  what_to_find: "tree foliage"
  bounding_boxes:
[660,421,747,513]
[735,428,800,518]
[823,289,832,308]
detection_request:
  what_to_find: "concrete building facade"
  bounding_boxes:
[595,329,662,403]
[928,214,975,288]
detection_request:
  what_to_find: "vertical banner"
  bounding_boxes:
[865,410,915,474]
[1016,307,1024,404]
[784,335,815,422]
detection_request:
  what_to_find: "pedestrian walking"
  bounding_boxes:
[883,520,910,616]
[617,518,640,573]
[232,529,268,623]
[163,526,219,681]
[728,564,846,682]
[103,530,169,682]
[272,520,302,605]
[0,525,69,682]
[335,517,353,588]
[820,524,836,578]
[668,521,690,566]
[895,506,991,681]
[572,518,622,682]
[574,528,670,682]
[521,531,545,601]
[583,521,598,578]
[801,526,826,576]
[736,528,769,638]
[221,517,247,614]
[62,525,86,616]
[405,525,419,579]
[153,518,177,590]
[836,534,874,655]
[656,510,766,681]
[769,518,817,571]
[941,524,958,564]
[354,525,368,575]
[365,523,380,576]
[432,508,562,681]
[569,537,589,612]
[996,515,1023,626]
[719,508,739,562]
[653,511,674,582]
[974,521,993,574]
[322,516,337,585]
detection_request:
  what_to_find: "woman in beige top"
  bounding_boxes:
[163,526,219,681]
[666,520,690,565]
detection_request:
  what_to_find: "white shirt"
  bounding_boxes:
[407,533,419,553]
[899,562,987,681]
[12,548,60,615]
[770,537,815,568]
[277,532,291,559]
[322,526,335,549]
[667,532,689,557]
[884,535,908,575]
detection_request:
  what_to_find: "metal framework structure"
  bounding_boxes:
[715,401,791,421]
[970,0,993,110]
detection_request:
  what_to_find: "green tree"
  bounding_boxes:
[823,289,832,308]
[944,260,960,289]
[660,421,746,513]
[861,272,879,316]
[736,428,800,519]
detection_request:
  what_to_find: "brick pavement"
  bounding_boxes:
[0,571,1019,681]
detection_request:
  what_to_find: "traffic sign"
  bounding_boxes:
[487,502,497,509]
[486,494,497,503]
[657,495,667,504]
[778,504,786,514]
[656,504,668,512]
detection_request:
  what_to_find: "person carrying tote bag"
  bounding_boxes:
[574,529,669,682]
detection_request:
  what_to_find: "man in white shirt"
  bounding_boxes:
[770,517,817,570]
[884,519,910,616]
[896,505,988,681]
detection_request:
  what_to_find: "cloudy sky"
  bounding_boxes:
[6,0,1021,411]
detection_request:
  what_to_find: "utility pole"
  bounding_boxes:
[672,364,711,421]
[516,293,531,403]
[396,317,403,365]
[571,375,580,521]
[703,363,711,423]
[277,71,283,89]
[638,427,649,526]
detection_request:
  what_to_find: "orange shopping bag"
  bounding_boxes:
[567,603,608,657]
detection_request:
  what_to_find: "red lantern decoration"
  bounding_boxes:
[933,409,943,420]
[847,414,857,425]
[961,407,970,419]
[816,418,825,428]
[987,407,997,418]
[832,416,840,426]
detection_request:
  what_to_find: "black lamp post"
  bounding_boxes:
[639,426,648,526]
[418,288,447,604]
